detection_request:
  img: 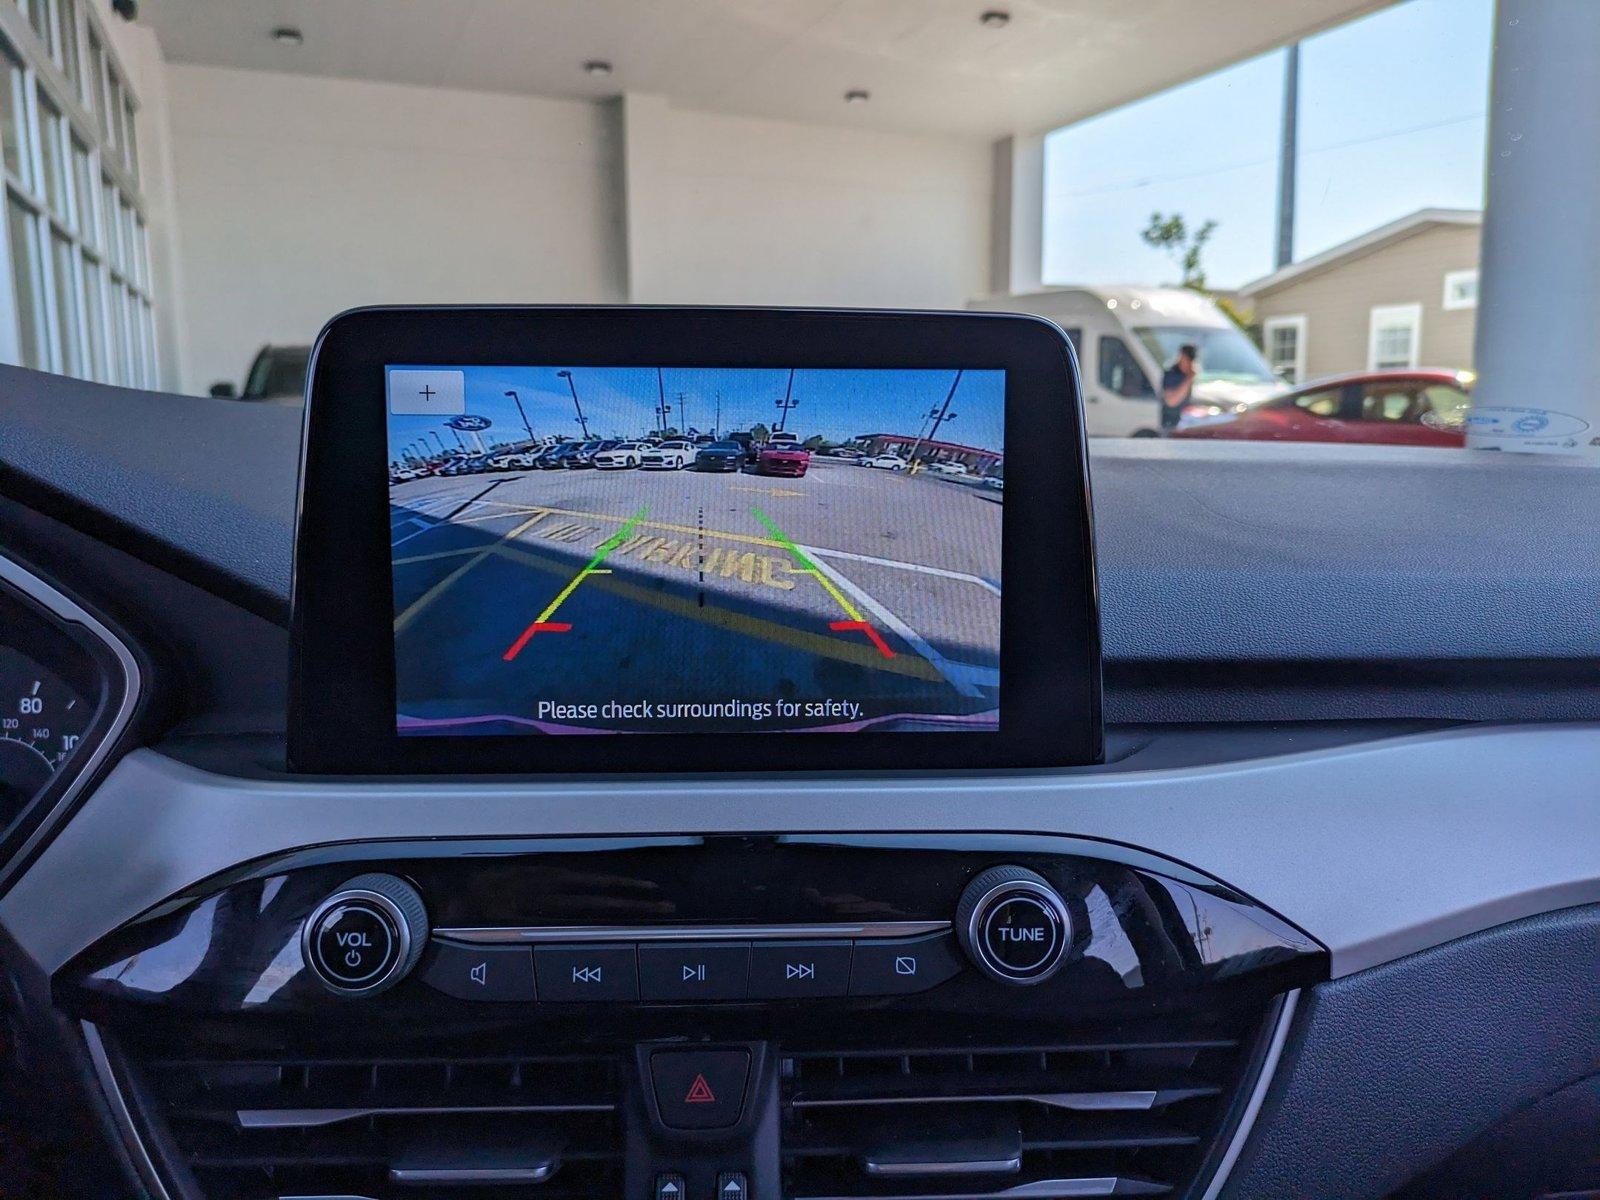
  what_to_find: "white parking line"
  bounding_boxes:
[806,546,1000,596]
[796,544,993,699]
[390,516,440,548]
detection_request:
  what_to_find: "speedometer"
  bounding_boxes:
[0,646,91,817]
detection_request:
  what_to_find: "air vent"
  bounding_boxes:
[103,1031,622,1200]
[779,1003,1288,1200]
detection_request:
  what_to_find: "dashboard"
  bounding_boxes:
[0,309,1597,1200]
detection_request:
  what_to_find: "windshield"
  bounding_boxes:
[0,0,1582,459]
[1133,327,1278,386]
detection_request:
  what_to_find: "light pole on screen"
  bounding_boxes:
[774,368,799,432]
[504,390,536,447]
[427,431,447,458]
[555,370,592,439]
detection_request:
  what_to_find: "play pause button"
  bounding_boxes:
[638,942,750,1001]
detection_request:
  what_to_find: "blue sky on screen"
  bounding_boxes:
[1042,0,1493,290]
[386,367,1004,460]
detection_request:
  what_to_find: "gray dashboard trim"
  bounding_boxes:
[3,723,1598,978]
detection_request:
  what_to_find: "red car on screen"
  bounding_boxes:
[757,444,811,477]
[1172,369,1472,447]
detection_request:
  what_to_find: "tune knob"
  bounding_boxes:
[955,865,1071,986]
[300,873,428,996]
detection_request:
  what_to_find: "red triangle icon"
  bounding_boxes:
[684,1073,717,1104]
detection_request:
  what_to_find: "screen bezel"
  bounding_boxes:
[289,306,1100,774]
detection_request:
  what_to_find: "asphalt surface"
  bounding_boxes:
[388,459,1001,734]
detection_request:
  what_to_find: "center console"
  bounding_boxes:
[62,834,1324,1200]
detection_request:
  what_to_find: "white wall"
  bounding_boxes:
[164,65,627,391]
[623,94,991,308]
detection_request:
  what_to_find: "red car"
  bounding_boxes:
[1172,369,1473,447]
[757,444,811,477]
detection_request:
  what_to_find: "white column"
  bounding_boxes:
[988,133,1045,297]
[1469,0,1600,459]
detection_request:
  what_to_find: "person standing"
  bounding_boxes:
[1160,343,1199,433]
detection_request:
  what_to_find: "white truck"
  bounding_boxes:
[968,286,1282,438]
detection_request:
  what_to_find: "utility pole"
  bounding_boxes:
[1274,42,1300,270]
[555,370,591,439]
[907,370,963,464]
[503,390,535,446]
[774,368,799,432]
[656,367,668,435]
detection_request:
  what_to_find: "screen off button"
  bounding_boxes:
[387,368,465,415]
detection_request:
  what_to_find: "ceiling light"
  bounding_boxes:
[844,88,870,104]
[271,26,303,46]
[980,9,1011,28]
[584,60,613,77]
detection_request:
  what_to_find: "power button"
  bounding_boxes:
[300,874,428,996]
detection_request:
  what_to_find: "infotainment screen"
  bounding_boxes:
[290,306,1099,774]
[385,366,1003,736]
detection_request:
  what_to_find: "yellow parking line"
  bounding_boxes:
[392,512,547,633]
[446,502,784,551]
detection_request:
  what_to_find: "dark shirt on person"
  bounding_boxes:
[1160,365,1193,429]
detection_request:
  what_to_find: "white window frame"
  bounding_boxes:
[1442,268,1479,311]
[1368,303,1423,371]
[0,0,156,388]
[1262,314,1308,384]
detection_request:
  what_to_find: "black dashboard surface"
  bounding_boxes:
[2,363,1596,668]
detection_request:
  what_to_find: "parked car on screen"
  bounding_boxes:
[1172,369,1472,447]
[982,475,1004,490]
[641,440,695,470]
[593,441,648,469]
[758,443,811,477]
[694,441,746,472]
[537,442,585,469]
[928,461,971,477]
[860,454,908,471]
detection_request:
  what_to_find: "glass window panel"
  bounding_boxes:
[26,0,54,60]
[70,134,90,238]
[79,252,103,380]
[86,30,103,127]
[58,0,78,87]
[0,47,27,186]
[133,213,148,288]
[121,95,135,178]
[99,172,117,268]
[117,193,134,283]
[6,192,45,369]
[106,270,125,383]
[37,89,66,219]
[49,228,77,373]
[104,71,120,149]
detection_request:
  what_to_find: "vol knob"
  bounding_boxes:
[300,873,428,996]
[955,865,1071,986]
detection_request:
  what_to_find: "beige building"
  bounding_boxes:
[1239,209,1482,384]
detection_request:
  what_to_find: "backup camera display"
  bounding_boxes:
[386,365,1002,736]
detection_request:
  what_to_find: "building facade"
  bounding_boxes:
[1240,209,1482,384]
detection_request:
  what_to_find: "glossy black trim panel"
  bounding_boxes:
[290,305,1101,774]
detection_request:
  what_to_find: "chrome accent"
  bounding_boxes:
[1197,988,1300,1200]
[865,1156,1022,1177]
[794,1088,1186,1111]
[81,1022,173,1200]
[434,920,950,945]
[389,1164,557,1185]
[0,553,140,894]
[964,878,1070,985]
[299,888,411,996]
[796,1179,1151,1200]
[240,1100,614,1129]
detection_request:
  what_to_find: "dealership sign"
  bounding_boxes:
[446,415,493,432]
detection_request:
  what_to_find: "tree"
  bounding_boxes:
[1141,212,1218,290]
[751,422,770,442]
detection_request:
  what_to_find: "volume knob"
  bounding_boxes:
[300,873,428,996]
[955,865,1071,986]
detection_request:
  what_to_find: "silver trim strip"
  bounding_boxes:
[794,1088,1181,1112]
[434,920,950,945]
[865,1157,1022,1177]
[796,1179,1141,1200]
[239,1101,615,1129]
[0,553,140,894]
[81,1022,173,1200]
[1197,988,1300,1200]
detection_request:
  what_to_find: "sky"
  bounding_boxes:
[386,366,1004,460]
[1042,0,1494,290]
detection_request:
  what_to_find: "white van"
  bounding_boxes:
[968,286,1282,437]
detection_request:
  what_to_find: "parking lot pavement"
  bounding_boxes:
[388,463,1001,733]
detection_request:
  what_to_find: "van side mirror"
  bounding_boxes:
[209,381,238,398]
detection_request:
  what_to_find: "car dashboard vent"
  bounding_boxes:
[102,1030,623,1200]
[779,1005,1285,1200]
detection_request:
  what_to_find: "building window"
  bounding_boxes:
[1368,304,1422,371]
[1262,314,1307,384]
[1443,268,1478,310]
[0,6,156,386]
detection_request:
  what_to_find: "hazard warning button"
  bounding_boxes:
[649,1048,751,1130]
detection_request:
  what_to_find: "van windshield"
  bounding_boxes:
[1134,327,1278,386]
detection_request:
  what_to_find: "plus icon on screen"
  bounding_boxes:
[418,385,436,403]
